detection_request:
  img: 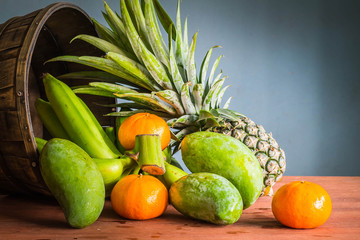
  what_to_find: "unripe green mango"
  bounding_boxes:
[181,131,263,209]
[40,138,105,228]
[170,172,243,225]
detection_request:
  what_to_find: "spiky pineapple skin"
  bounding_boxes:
[207,116,286,196]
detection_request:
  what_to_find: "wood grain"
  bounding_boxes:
[0,176,359,240]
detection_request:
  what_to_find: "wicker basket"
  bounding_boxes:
[0,2,112,195]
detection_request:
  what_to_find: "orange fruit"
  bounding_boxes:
[271,181,332,229]
[118,113,171,150]
[111,174,168,220]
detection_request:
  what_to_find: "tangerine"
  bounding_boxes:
[111,174,168,220]
[271,181,332,229]
[118,113,171,150]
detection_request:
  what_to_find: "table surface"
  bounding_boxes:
[0,176,359,240]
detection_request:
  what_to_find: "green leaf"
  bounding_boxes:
[186,32,198,86]
[71,34,136,60]
[193,83,203,113]
[114,92,177,115]
[216,85,230,108]
[106,52,160,90]
[217,108,239,121]
[154,90,185,115]
[89,82,138,94]
[199,46,221,85]
[92,18,122,47]
[180,82,196,115]
[203,77,226,111]
[106,109,172,118]
[168,24,184,94]
[167,115,199,128]
[104,1,133,51]
[144,0,170,68]
[73,86,116,98]
[223,96,232,109]
[198,109,216,121]
[153,0,176,40]
[121,0,173,91]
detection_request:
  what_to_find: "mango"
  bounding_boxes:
[181,131,263,209]
[40,138,105,228]
[169,172,243,225]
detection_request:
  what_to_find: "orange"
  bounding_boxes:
[118,113,171,150]
[271,181,332,229]
[111,174,168,220]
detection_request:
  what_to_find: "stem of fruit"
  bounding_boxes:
[162,161,188,188]
[125,134,166,175]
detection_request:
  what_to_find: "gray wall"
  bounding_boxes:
[1,0,359,176]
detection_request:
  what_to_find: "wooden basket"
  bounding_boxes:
[0,2,113,195]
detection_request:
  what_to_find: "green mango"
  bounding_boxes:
[40,138,105,228]
[169,172,243,225]
[181,131,263,209]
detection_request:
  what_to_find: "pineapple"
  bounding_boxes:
[48,0,286,195]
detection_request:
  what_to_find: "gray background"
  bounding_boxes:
[1,0,359,176]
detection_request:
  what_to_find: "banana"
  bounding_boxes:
[43,73,120,159]
[35,98,70,140]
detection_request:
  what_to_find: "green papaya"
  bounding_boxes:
[40,138,105,228]
[181,131,263,209]
[169,172,243,225]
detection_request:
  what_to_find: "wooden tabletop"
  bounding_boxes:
[0,176,359,240]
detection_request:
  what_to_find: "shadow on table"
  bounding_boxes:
[0,194,69,229]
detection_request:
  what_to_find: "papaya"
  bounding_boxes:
[169,172,243,225]
[181,131,263,209]
[40,138,105,228]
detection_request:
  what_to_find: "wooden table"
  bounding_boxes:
[0,176,359,240]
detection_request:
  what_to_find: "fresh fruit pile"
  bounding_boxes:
[33,0,331,230]
[48,0,286,196]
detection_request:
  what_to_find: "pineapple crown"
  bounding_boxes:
[47,0,245,139]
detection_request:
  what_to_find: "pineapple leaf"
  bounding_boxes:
[121,0,174,91]
[193,83,204,113]
[175,0,187,68]
[216,85,231,108]
[93,102,152,110]
[144,0,170,68]
[199,45,221,85]
[104,1,133,51]
[154,90,185,115]
[73,86,117,98]
[203,77,226,111]
[168,24,184,94]
[203,118,221,129]
[223,96,232,109]
[173,125,199,140]
[180,82,196,115]
[217,108,239,121]
[89,82,138,94]
[106,52,161,91]
[183,17,189,56]
[57,71,123,83]
[207,55,223,86]
[106,109,172,118]
[92,18,122,47]
[198,109,217,121]
[129,0,153,51]
[186,32,198,86]
[71,34,136,60]
[167,115,199,128]
[114,92,177,115]
[153,0,176,40]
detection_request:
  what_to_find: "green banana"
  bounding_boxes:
[35,98,70,140]
[43,73,120,159]
[35,137,48,153]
